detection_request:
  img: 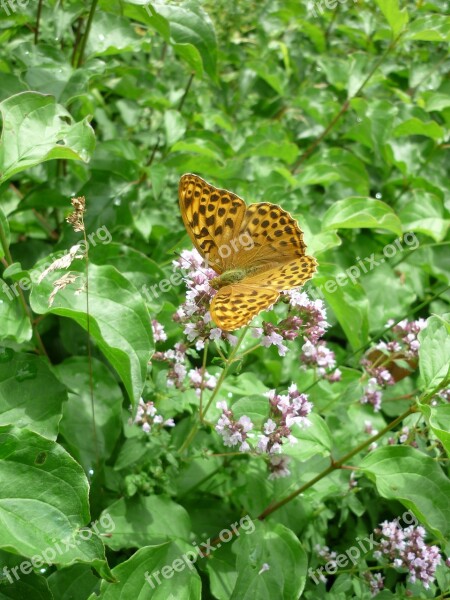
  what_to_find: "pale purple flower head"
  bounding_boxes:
[374,519,441,590]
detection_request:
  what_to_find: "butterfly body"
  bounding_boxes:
[179,173,317,331]
[210,269,248,289]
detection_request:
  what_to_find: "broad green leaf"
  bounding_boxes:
[231,395,270,429]
[313,273,369,351]
[285,413,333,461]
[171,139,222,160]
[242,140,298,164]
[299,148,370,196]
[398,191,449,242]
[0,552,53,598]
[164,110,187,147]
[420,91,450,112]
[30,262,153,406]
[0,426,111,578]
[0,349,66,439]
[361,264,417,331]
[393,117,444,140]
[47,564,100,600]
[0,281,32,343]
[231,521,307,599]
[97,496,191,551]
[55,357,122,471]
[322,197,402,236]
[419,402,450,457]
[87,543,201,599]
[85,12,142,56]
[360,445,450,540]
[126,1,217,81]
[0,92,95,183]
[375,0,409,37]
[404,15,450,41]
[418,314,450,392]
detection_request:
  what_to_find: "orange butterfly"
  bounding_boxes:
[179,174,317,331]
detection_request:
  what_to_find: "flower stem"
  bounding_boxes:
[178,327,249,454]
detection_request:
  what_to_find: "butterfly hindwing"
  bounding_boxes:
[244,255,318,289]
[210,284,279,331]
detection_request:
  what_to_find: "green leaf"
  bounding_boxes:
[418,314,450,392]
[0,349,67,439]
[97,496,191,551]
[285,413,332,461]
[126,1,217,81]
[85,12,142,56]
[0,92,95,183]
[313,273,369,351]
[404,15,450,41]
[398,191,449,242]
[0,205,10,259]
[0,281,32,343]
[47,564,100,600]
[88,543,201,599]
[419,402,450,458]
[164,110,187,147]
[231,521,307,599]
[360,445,450,540]
[375,0,409,37]
[322,197,403,236]
[55,357,123,471]
[0,426,111,578]
[393,117,444,140]
[30,262,153,406]
[0,553,53,598]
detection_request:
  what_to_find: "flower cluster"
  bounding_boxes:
[215,383,313,479]
[172,249,237,349]
[360,318,427,411]
[373,520,441,590]
[300,339,341,382]
[151,319,167,343]
[215,402,253,452]
[364,572,384,596]
[131,399,175,433]
[188,367,217,396]
[153,341,188,389]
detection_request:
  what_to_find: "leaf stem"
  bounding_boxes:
[75,0,99,68]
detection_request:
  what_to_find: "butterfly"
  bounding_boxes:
[178,173,317,331]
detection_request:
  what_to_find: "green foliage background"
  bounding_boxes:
[0,0,449,598]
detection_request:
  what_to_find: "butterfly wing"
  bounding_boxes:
[210,284,279,331]
[179,174,246,273]
[243,255,317,289]
[234,202,308,270]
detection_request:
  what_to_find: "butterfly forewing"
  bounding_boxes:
[235,203,307,270]
[179,174,246,273]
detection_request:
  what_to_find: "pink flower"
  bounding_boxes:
[188,368,217,396]
[131,399,175,433]
[374,519,441,589]
[151,320,167,343]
